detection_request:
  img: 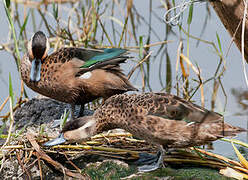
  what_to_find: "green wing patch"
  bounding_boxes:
[81,48,127,68]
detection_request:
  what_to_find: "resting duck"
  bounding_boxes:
[44,92,245,171]
[20,31,137,118]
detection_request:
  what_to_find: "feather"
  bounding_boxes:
[81,48,127,68]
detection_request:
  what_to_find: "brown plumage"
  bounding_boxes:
[61,92,245,148]
[20,31,137,117]
[44,92,245,172]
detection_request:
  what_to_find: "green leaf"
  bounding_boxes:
[40,124,45,135]
[52,3,58,20]
[82,6,86,19]
[5,0,10,9]
[4,1,21,68]
[139,36,143,58]
[216,32,223,55]
[172,0,175,6]
[9,73,13,107]
[60,109,69,130]
[187,3,194,25]
[15,125,26,138]
[19,11,30,38]
[4,3,11,26]
[0,123,6,135]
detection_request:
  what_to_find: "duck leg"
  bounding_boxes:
[78,104,85,117]
[137,145,166,172]
[71,104,76,119]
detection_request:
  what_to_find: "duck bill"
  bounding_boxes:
[43,133,67,146]
[30,58,41,82]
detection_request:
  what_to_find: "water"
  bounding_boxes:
[0,0,247,158]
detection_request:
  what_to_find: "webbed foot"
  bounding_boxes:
[137,150,165,172]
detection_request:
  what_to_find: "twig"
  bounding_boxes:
[52,144,140,158]
[38,156,43,180]
[128,40,173,50]
[97,17,114,47]
[12,0,79,7]
[91,132,132,139]
[164,158,225,169]
[26,133,85,179]
[0,145,24,149]
[19,159,38,178]
[180,53,200,76]
[0,98,28,120]
[225,20,242,58]
[127,51,152,80]
[221,138,248,149]
[0,96,9,113]
[193,147,248,174]
[176,41,183,73]
[63,152,82,173]
[16,150,31,180]
[197,66,204,108]
[118,14,129,47]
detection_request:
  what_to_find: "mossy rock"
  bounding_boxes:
[146,167,233,180]
[83,160,233,180]
[83,160,137,179]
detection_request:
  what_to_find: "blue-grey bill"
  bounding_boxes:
[43,133,66,146]
[30,58,41,82]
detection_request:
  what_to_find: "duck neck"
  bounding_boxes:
[20,54,31,82]
[63,117,97,142]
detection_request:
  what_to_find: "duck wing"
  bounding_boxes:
[75,48,129,76]
[132,113,245,148]
[145,93,223,124]
[129,93,245,147]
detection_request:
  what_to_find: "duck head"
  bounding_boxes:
[44,116,96,146]
[28,31,49,82]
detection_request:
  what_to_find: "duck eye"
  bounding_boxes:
[170,110,177,117]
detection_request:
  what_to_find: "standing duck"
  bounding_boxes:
[44,92,245,172]
[20,31,137,118]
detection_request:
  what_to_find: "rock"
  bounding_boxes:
[14,97,94,129]
[14,97,70,128]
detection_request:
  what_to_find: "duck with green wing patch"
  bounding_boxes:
[21,31,137,119]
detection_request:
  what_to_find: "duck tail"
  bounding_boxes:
[220,123,247,137]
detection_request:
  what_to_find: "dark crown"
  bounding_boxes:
[31,31,47,59]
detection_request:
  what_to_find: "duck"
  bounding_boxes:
[44,92,245,172]
[20,31,137,118]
